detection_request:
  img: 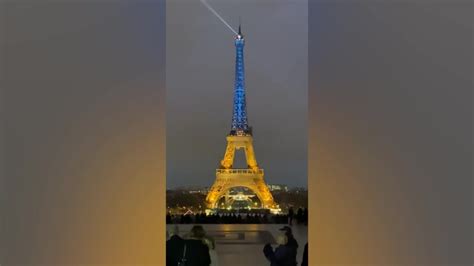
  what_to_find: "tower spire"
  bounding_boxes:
[238,17,242,36]
[231,22,250,136]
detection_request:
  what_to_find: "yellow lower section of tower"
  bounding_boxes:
[206,134,277,209]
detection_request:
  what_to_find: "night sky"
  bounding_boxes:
[166,0,308,188]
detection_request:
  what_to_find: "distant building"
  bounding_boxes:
[189,187,209,194]
[288,187,308,193]
[268,184,289,192]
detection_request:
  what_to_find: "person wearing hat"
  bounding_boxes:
[279,226,298,265]
[263,233,295,266]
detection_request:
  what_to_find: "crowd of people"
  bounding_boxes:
[167,207,308,225]
[286,207,308,226]
[166,223,308,266]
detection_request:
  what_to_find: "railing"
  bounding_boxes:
[216,168,264,175]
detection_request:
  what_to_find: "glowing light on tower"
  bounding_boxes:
[230,25,251,135]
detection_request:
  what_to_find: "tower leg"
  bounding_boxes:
[244,142,258,170]
[253,178,276,208]
[221,142,235,169]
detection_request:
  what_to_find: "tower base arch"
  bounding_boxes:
[206,168,277,210]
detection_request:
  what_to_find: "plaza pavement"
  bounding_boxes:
[166,224,308,266]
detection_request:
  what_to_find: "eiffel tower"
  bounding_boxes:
[206,26,277,210]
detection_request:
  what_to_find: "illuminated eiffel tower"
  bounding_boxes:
[206,26,278,210]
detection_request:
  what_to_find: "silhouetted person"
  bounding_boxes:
[279,226,298,265]
[263,233,294,266]
[201,231,219,266]
[288,207,294,226]
[167,225,185,266]
[296,208,303,224]
[303,208,308,226]
[182,225,211,266]
[301,243,308,266]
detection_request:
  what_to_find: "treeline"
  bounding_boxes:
[272,191,308,210]
[166,190,206,209]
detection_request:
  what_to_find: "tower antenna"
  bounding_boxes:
[238,16,242,35]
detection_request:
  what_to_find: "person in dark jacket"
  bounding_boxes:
[263,234,295,266]
[303,208,308,226]
[167,225,185,266]
[301,243,308,266]
[180,225,211,266]
[288,207,294,226]
[279,226,298,265]
[296,208,303,224]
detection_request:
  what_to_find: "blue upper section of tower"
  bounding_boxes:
[230,25,251,136]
